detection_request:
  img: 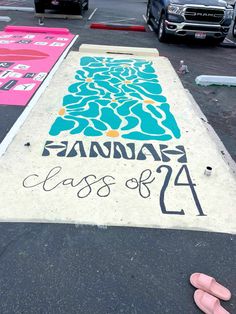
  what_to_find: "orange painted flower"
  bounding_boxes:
[106,130,120,137]
[58,108,65,116]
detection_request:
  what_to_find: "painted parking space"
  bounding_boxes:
[86,0,146,27]
[0,1,235,312]
[0,44,235,234]
[0,26,76,106]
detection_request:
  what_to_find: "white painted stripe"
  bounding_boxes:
[88,8,98,21]
[0,6,34,12]
[224,37,235,44]
[99,18,136,23]
[142,14,153,31]
[0,16,11,22]
[148,24,153,32]
[102,15,135,19]
[0,35,78,158]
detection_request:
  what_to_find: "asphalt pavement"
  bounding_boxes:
[0,0,235,313]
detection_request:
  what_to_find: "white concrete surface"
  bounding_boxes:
[0,46,235,234]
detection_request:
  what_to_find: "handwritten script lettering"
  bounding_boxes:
[22,165,205,216]
[23,166,115,198]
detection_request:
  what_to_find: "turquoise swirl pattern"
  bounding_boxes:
[49,56,181,141]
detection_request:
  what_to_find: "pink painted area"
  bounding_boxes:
[5,26,70,35]
[0,26,76,106]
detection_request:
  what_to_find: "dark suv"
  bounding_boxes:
[34,0,88,15]
[146,0,234,43]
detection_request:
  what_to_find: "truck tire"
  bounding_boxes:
[212,36,226,45]
[233,20,236,38]
[146,1,152,24]
[34,0,45,13]
[72,1,83,15]
[158,14,169,42]
[84,0,89,10]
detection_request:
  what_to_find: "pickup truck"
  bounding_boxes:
[146,0,234,43]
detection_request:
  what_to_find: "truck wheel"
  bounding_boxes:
[233,20,236,38]
[146,1,152,24]
[72,1,83,15]
[212,36,226,45]
[84,0,89,10]
[78,2,83,14]
[158,14,168,42]
[34,1,45,13]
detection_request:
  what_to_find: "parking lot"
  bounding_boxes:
[0,0,235,313]
[1,0,236,161]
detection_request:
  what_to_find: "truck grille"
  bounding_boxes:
[184,8,224,23]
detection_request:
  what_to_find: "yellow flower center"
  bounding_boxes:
[106,130,120,137]
[143,99,155,104]
[85,78,93,83]
[58,108,65,116]
[124,80,132,84]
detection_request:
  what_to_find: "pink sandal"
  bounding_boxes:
[190,273,231,301]
[194,290,230,314]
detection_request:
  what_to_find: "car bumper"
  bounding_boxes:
[165,20,230,38]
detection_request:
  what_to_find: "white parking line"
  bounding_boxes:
[88,8,98,21]
[224,37,235,44]
[100,18,136,23]
[142,14,153,31]
[148,24,153,32]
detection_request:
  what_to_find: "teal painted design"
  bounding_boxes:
[121,117,139,131]
[100,107,122,129]
[84,127,102,136]
[91,119,107,131]
[131,104,165,135]
[69,117,88,135]
[50,117,75,136]
[122,132,171,141]
[49,56,181,140]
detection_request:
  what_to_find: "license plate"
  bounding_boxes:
[195,32,206,39]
